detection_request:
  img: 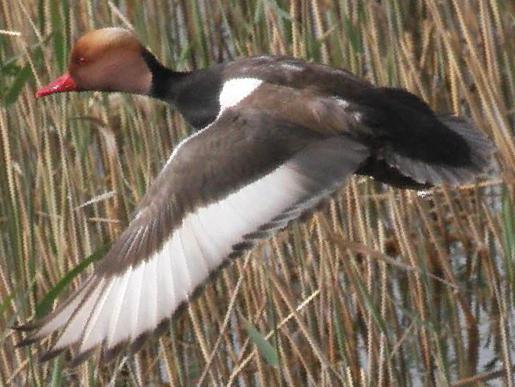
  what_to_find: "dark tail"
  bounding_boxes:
[354,88,495,188]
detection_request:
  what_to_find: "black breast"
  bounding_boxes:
[174,67,224,129]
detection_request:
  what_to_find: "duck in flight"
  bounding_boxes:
[17,27,494,366]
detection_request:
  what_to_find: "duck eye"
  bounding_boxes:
[77,56,87,65]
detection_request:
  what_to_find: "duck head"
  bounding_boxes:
[36,28,153,97]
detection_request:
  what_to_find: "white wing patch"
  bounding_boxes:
[161,77,262,171]
[29,146,356,359]
[219,78,263,109]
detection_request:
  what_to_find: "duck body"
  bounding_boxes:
[18,28,494,366]
[147,53,485,188]
[152,55,371,129]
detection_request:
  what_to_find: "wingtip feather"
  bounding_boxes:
[101,341,128,364]
[15,336,41,348]
[11,321,40,332]
[68,348,96,368]
[39,347,66,363]
[129,332,149,355]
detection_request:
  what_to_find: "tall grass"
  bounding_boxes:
[1,0,513,385]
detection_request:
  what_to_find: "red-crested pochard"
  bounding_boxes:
[18,27,494,366]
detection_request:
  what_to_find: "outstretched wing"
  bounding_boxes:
[17,80,369,365]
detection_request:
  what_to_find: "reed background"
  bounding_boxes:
[1,0,513,385]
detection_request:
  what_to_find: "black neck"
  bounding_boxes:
[141,49,190,101]
[142,49,224,129]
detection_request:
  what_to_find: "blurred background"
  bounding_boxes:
[0,0,513,385]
